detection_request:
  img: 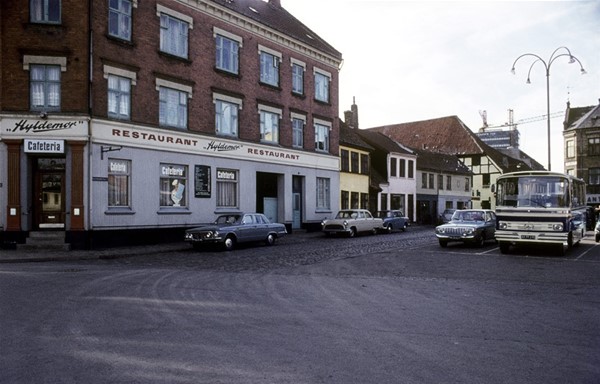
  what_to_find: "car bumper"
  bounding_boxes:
[435,234,478,242]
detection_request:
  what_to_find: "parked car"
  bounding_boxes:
[322,209,383,237]
[185,213,287,251]
[439,208,456,224]
[376,210,409,233]
[595,221,600,242]
[435,209,497,247]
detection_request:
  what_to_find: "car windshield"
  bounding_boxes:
[336,211,357,219]
[451,211,485,222]
[376,211,393,218]
[215,215,241,225]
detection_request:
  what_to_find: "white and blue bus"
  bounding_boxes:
[494,171,587,255]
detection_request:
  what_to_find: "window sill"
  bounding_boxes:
[157,51,192,64]
[105,208,135,215]
[157,208,192,215]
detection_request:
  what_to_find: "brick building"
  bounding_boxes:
[0,0,342,248]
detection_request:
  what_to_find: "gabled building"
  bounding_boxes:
[1,0,342,248]
[356,129,417,222]
[410,149,472,224]
[563,100,600,208]
[367,115,542,210]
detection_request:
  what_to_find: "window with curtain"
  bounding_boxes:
[159,13,188,58]
[292,117,304,148]
[292,63,304,95]
[260,110,279,144]
[315,123,329,152]
[216,169,238,208]
[108,0,132,41]
[259,51,279,86]
[31,0,60,23]
[314,72,329,103]
[159,164,187,207]
[30,64,60,111]
[316,177,330,210]
[108,159,131,207]
[215,34,239,74]
[215,99,238,137]
[108,75,131,120]
[159,86,187,129]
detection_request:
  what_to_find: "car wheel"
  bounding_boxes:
[348,228,357,238]
[402,223,408,232]
[386,225,393,234]
[439,239,448,247]
[476,233,485,247]
[265,233,276,246]
[372,227,379,236]
[223,236,235,251]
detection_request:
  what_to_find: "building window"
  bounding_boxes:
[314,68,330,103]
[361,193,369,209]
[351,192,359,209]
[465,177,470,192]
[399,159,406,177]
[588,138,600,156]
[259,106,281,144]
[259,46,281,87]
[215,97,239,137]
[438,174,444,190]
[429,174,435,189]
[108,75,131,120]
[446,175,452,191]
[390,157,397,177]
[341,190,349,209]
[315,121,330,152]
[380,193,388,211]
[351,152,359,173]
[316,177,330,210]
[109,0,132,41]
[108,159,131,207]
[159,8,190,59]
[566,140,575,158]
[217,169,238,208]
[360,154,369,175]
[291,59,305,95]
[422,173,428,189]
[157,79,191,129]
[292,117,304,148]
[589,168,600,185]
[30,64,61,111]
[215,29,240,74]
[31,0,60,23]
[340,149,350,172]
[482,173,491,187]
[160,164,187,207]
[408,160,414,178]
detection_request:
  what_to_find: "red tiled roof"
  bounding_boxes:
[367,116,484,155]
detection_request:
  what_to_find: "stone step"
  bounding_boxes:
[17,231,71,252]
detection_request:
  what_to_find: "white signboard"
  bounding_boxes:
[24,139,65,154]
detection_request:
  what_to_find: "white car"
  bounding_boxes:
[321,209,384,237]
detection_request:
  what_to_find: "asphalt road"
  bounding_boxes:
[1,227,599,384]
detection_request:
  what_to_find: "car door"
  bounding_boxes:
[237,214,256,242]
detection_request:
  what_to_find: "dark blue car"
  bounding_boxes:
[376,210,410,233]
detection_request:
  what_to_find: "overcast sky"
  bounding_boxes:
[283,0,600,172]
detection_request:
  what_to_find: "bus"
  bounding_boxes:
[494,171,587,255]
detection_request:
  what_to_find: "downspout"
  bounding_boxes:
[87,0,93,246]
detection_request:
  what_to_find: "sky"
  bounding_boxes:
[282,0,600,172]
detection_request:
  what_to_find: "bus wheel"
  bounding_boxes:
[499,242,510,254]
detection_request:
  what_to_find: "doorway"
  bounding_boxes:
[33,158,66,229]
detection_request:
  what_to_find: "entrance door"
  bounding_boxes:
[34,158,66,229]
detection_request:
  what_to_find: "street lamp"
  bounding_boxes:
[510,46,586,171]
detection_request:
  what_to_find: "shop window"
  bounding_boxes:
[108,159,131,207]
[160,164,187,207]
[108,0,132,41]
[217,169,238,208]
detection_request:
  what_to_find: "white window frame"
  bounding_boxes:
[258,45,281,87]
[214,93,242,137]
[291,58,306,95]
[156,78,192,129]
[316,177,331,210]
[108,159,131,208]
[108,0,133,41]
[214,27,242,74]
[291,112,306,149]
[259,105,282,144]
[314,118,331,153]
[107,74,131,120]
[159,163,187,208]
[216,169,239,208]
[157,5,193,59]
[314,67,331,103]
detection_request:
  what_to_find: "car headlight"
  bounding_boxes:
[185,233,192,239]
[552,224,563,231]
[499,222,508,230]
[465,228,474,235]
[343,220,349,228]
[436,227,444,234]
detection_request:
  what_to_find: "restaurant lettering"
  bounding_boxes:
[247,147,300,160]
[10,119,83,133]
[112,128,199,147]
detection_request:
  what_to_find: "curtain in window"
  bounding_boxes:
[217,181,237,207]
[216,100,237,136]
[260,111,279,143]
[31,66,46,108]
[160,87,187,128]
[216,36,238,73]
[160,15,188,57]
[109,0,131,40]
[108,175,129,206]
[108,75,130,118]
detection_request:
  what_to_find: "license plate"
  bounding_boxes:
[521,235,536,240]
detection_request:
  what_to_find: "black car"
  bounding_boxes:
[435,209,496,247]
[185,213,287,251]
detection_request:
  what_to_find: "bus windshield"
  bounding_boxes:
[496,176,569,208]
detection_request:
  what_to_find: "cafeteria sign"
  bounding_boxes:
[24,139,65,154]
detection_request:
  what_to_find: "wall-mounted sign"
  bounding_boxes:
[195,165,211,198]
[24,139,65,154]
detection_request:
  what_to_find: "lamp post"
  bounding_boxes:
[511,46,586,171]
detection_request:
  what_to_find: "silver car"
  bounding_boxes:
[435,209,496,247]
[322,209,384,237]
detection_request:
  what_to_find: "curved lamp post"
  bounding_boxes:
[511,46,586,171]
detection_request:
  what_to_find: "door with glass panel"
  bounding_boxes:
[34,158,66,229]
